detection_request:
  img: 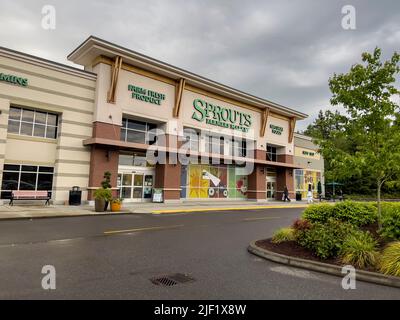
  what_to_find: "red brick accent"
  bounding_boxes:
[247,164,266,200]
[88,122,121,200]
[277,154,294,164]
[154,155,182,201]
[92,121,121,140]
[88,146,119,200]
[276,167,295,200]
[254,149,266,161]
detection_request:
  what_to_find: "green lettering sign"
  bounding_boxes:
[270,124,283,135]
[0,72,28,87]
[302,150,316,157]
[191,98,252,133]
[128,84,165,105]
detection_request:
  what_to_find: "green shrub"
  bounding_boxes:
[297,219,355,259]
[302,203,335,223]
[271,228,295,244]
[380,203,400,241]
[340,231,379,269]
[333,201,377,226]
[93,188,112,201]
[302,201,377,226]
[379,242,400,277]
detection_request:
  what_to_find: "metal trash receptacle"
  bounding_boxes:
[296,192,302,201]
[69,186,82,206]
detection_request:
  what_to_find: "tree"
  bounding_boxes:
[327,47,400,228]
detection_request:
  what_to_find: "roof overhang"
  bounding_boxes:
[68,36,308,120]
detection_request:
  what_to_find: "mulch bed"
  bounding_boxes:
[256,222,385,273]
[255,239,343,267]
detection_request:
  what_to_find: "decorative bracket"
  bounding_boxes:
[288,117,297,143]
[260,107,270,137]
[107,56,123,103]
[173,78,186,118]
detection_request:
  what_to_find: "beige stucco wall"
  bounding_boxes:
[0,53,96,203]
[266,115,293,155]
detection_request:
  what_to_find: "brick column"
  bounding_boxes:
[154,153,182,202]
[247,164,266,201]
[276,167,295,201]
[88,122,121,200]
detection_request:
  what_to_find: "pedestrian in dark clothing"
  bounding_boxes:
[283,186,291,202]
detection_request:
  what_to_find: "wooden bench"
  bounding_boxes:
[9,190,51,206]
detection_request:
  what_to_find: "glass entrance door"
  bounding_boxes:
[118,172,154,202]
[266,167,277,200]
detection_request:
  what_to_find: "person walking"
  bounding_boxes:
[283,186,291,202]
[307,184,314,204]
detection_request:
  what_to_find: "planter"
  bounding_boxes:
[111,202,122,212]
[94,198,105,212]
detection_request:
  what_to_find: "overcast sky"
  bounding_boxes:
[1,0,399,130]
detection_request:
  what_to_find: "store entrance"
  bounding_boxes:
[266,167,277,200]
[117,170,154,202]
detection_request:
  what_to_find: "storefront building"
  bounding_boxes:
[293,133,325,198]
[0,36,311,204]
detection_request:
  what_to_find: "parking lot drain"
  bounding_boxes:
[150,273,195,287]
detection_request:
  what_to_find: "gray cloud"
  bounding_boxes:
[1,0,399,129]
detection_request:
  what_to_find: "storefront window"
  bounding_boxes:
[185,164,247,199]
[182,129,199,151]
[205,135,224,155]
[120,118,157,144]
[231,139,247,157]
[118,153,153,167]
[1,164,54,199]
[267,145,277,162]
[295,169,321,198]
[8,106,58,139]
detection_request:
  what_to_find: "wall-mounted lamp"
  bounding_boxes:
[106,150,112,161]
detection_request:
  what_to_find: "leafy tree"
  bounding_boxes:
[326,47,400,228]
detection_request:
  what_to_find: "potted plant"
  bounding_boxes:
[93,188,112,212]
[101,171,112,211]
[111,198,123,212]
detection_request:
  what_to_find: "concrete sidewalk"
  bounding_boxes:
[0,200,310,220]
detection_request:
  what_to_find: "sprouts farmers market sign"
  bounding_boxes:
[128,84,165,105]
[191,98,252,133]
[0,72,28,87]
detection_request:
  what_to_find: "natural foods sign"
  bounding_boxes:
[128,84,165,105]
[0,72,28,87]
[191,98,252,133]
[302,150,315,157]
[270,124,283,135]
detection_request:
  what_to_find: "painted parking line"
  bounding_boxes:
[152,205,308,214]
[103,224,184,235]
[242,216,281,221]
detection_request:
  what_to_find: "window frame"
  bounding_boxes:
[267,145,278,162]
[1,164,54,198]
[120,118,157,145]
[8,106,58,139]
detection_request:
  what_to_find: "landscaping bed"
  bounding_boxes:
[261,201,400,277]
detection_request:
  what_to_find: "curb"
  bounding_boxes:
[248,240,400,289]
[152,204,309,214]
[0,211,135,221]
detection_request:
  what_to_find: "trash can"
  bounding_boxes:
[296,192,302,201]
[69,186,82,206]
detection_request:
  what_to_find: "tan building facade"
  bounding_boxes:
[0,37,311,204]
[293,133,325,199]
